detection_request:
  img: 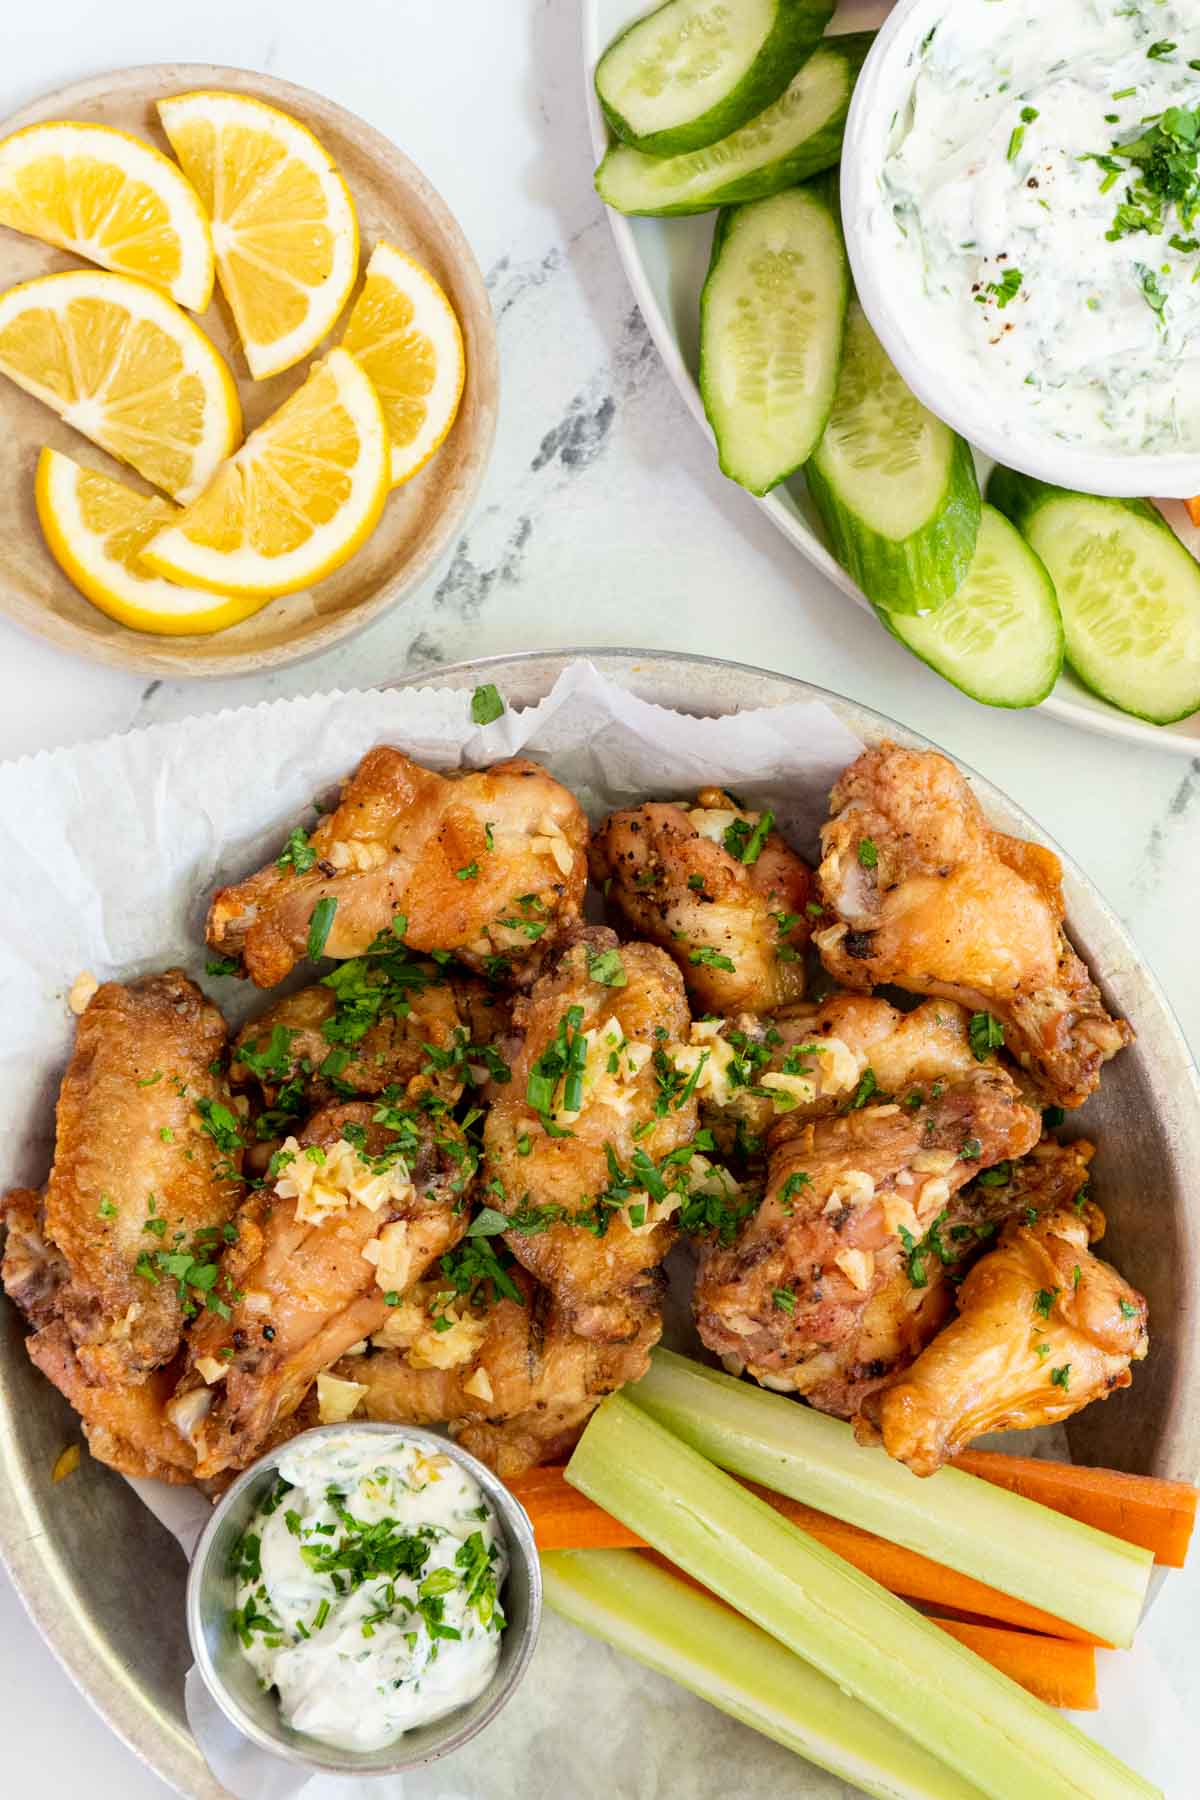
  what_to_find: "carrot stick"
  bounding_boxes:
[636,1549,1095,1710]
[1186,497,1200,528]
[926,1617,1097,1710]
[506,1465,1102,1643]
[952,1449,1198,1569]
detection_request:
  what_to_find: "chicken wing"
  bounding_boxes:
[25,1322,196,1484]
[590,790,812,1014]
[812,744,1132,1108]
[693,1066,1042,1387]
[207,750,588,988]
[169,1097,473,1477]
[679,993,983,1155]
[330,1269,658,1477]
[1,1187,68,1330]
[39,973,242,1389]
[231,956,467,1125]
[484,930,698,1342]
[875,1199,1149,1476]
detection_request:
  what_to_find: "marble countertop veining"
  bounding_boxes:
[1,3,1198,1795]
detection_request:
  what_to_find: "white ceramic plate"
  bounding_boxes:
[581,0,1200,756]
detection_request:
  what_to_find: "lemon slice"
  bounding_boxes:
[340,241,465,486]
[157,91,358,380]
[0,269,240,501]
[35,446,269,635]
[0,121,214,311]
[142,346,388,596]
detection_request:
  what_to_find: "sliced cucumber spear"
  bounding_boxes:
[880,504,1063,708]
[596,32,872,216]
[700,178,848,494]
[806,299,980,614]
[989,467,1200,725]
[596,0,835,157]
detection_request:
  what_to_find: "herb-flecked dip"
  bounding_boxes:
[230,1432,507,1752]
[879,1,1200,453]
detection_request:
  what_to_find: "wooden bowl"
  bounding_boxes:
[0,65,498,677]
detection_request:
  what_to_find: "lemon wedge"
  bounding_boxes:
[142,346,388,596]
[340,241,465,486]
[0,120,214,311]
[0,269,240,501]
[157,91,358,380]
[35,446,269,634]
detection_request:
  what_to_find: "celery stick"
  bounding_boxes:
[566,1395,1159,1800]
[630,1350,1151,1649]
[543,1550,985,1800]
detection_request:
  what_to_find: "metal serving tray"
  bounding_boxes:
[2,649,1197,1797]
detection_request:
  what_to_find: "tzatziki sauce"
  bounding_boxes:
[879,1,1200,454]
[230,1431,507,1753]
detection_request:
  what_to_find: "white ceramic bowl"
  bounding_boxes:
[840,0,1200,499]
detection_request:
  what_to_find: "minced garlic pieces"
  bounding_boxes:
[462,1366,494,1403]
[834,1247,875,1292]
[822,1169,876,1214]
[686,805,745,845]
[881,1193,922,1241]
[67,970,100,1016]
[325,837,387,872]
[274,1135,413,1226]
[555,1018,651,1125]
[194,1354,229,1385]
[670,1021,740,1107]
[316,1372,368,1424]
[531,812,576,876]
[372,1293,487,1369]
[362,1221,414,1295]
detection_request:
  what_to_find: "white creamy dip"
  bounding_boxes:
[231,1432,506,1753]
[879,1,1200,453]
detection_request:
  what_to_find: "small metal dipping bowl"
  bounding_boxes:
[186,1422,542,1777]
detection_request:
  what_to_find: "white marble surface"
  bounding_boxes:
[1,2,1198,1795]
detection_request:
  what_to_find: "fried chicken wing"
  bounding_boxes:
[232,960,466,1116]
[484,930,697,1341]
[876,1200,1149,1476]
[331,1269,658,1477]
[25,1321,195,1484]
[1,1187,68,1330]
[693,1067,1041,1386]
[591,790,812,1014]
[682,994,982,1153]
[813,745,1132,1107]
[38,973,242,1389]
[207,750,588,988]
[169,1098,472,1477]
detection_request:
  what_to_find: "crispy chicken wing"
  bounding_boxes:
[232,960,466,1116]
[484,929,698,1342]
[25,1322,196,1484]
[813,745,1132,1108]
[331,1269,658,1477]
[1,1187,68,1330]
[591,790,812,1014]
[875,1200,1149,1476]
[693,1066,1041,1386]
[169,1098,472,1477]
[38,973,242,1389]
[207,750,588,988]
[683,993,982,1154]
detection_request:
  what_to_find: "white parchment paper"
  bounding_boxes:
[0,662,1190,1797]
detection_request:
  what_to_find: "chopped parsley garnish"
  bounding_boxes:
[470,683,505,725]
[1050,1364,1072,1391]
[857,837,878,869]
[587,947,627,988]
[195,1096,243,1154]
[436,1236,523,1310]
[465,1206,510,1238]
[1136,262,1168,315]
[968,1011,1005,1061]
[456,1530,504,1627]
[306,895,338,961]
[689,945,735,973]
[1007,124,1025,162]
[455,861,479,881]
[959,1136,982,1161]
[844,1068,879,1111]
[97,1194,117,1219]
[205,956,240,977]
[236,1022,298,1083]
[1119,1298,1139,1319]
[277,826,317,873]
[723,811,774,866]
[1033,1286,1058,1319]
[900,1210,956,1289]
[772,1287,797,1315]
[526,1004,586,1123]
[976,267,1023,308]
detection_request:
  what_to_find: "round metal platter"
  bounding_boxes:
[2,648,1197,1798]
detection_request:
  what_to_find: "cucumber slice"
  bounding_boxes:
[806,300,980,614]
[989,467,1200,725]
[699,180,848,494]
[880,504,1063,708]
[596,0,835,157]
[596,33,871,216]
